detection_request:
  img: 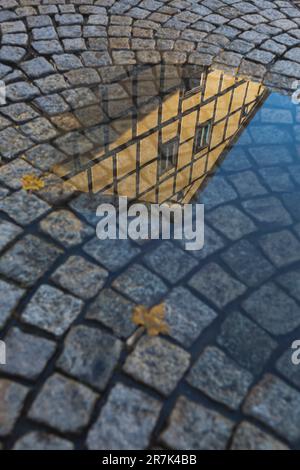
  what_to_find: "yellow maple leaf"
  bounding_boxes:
[21,174,45,192]
[132,303,169,336]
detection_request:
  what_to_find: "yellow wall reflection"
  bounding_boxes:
[53,67,266,205]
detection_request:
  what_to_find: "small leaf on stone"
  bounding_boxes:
[21,174,45,192]
[132,303,169,336]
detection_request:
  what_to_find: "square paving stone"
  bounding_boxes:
[187,346,253,410]
[242,282,300,335]
[51,255,108,300]
[277,268,300,302]
[34,73,69,94]
[27,15,53,29]
[143,242,198,284]
[259,230,300,268]
[28,373,98,434]
[57,325,122,391]
[206,204,256,241]
[32,40,63,55]
[242,196,292,228]
[32,26,58,41]
[24,144,67,171]
[37,175,76,206]
[0,127,33,159]
[188,262,247,309]
[83,237,140,272]
[13,431,74,450]
[20,57,54,78]
[0,235,62,287]
[0,190,50,226]
[54,131,93,155]
[250,119,294,143]
[180,224,225,260]
[243,374,300,444]
[85,288,136,338]
[248,145,293,166]
[0,103,39,123]
[0,46,26,63]
[198,175,237,210]
[123,336,190,396]
[20,117,58,143]
[0,219,22,253]
[228,171,267,198]
[276,349,300,389]
[164,286,217,347]
[258,167,295,193]
[34,94,70,116]
[0,158,42,190]
[52,54,83,72]
[231,421,289,450]
[282,192,300,222]
[62,87,98,108]
[160,396,234,450]
[113,263,168,306]
[0,379,29,436]
[21,284,83,336]
[221,239,275,287]
[217,311,277,374]
[40,210,94,247]
[69,192,116,226]
[87,383,162,450]
[6,82,40,103]
[0,327,56,380]
[0,280,25,328]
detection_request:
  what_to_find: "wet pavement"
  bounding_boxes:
[1,0,300,451]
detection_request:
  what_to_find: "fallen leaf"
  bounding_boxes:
[21,174,45,192]
[132,302,169,336]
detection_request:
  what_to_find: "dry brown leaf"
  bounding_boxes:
[132,302,169,336]
[21,174,45,192]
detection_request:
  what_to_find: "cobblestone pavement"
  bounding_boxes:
[1,0,300,451]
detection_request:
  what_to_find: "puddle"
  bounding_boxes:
[49,64,300,296]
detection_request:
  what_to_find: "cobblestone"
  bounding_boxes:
[187,346,253,410]
[0,379,28,436]
[87,383,162,450]
[242,282,300,335]
[84,237,140,271]
[85,288,136,338]
[21,284,83,336]
[0,219,22,252]
[29,373,98,434]
[206,204,256,240]
[160,396,234,450]
[231,421,289,450]
[244,374,300,444]
[0,190,50,226]
[0,235,62,287]
[189,262,246,308]
[113,263,168,306]
[221,239,275,286]
[0,327,56,380]
[144,242,198,283]
[57,325,122,390]
[259,230,300,267]
[124,336,190,395]
[0,279,24,328]
[164,287,217,347]
[217,311,277,374]
[13,432,74,450]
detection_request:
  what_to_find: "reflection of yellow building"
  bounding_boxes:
[53,67,266,204]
